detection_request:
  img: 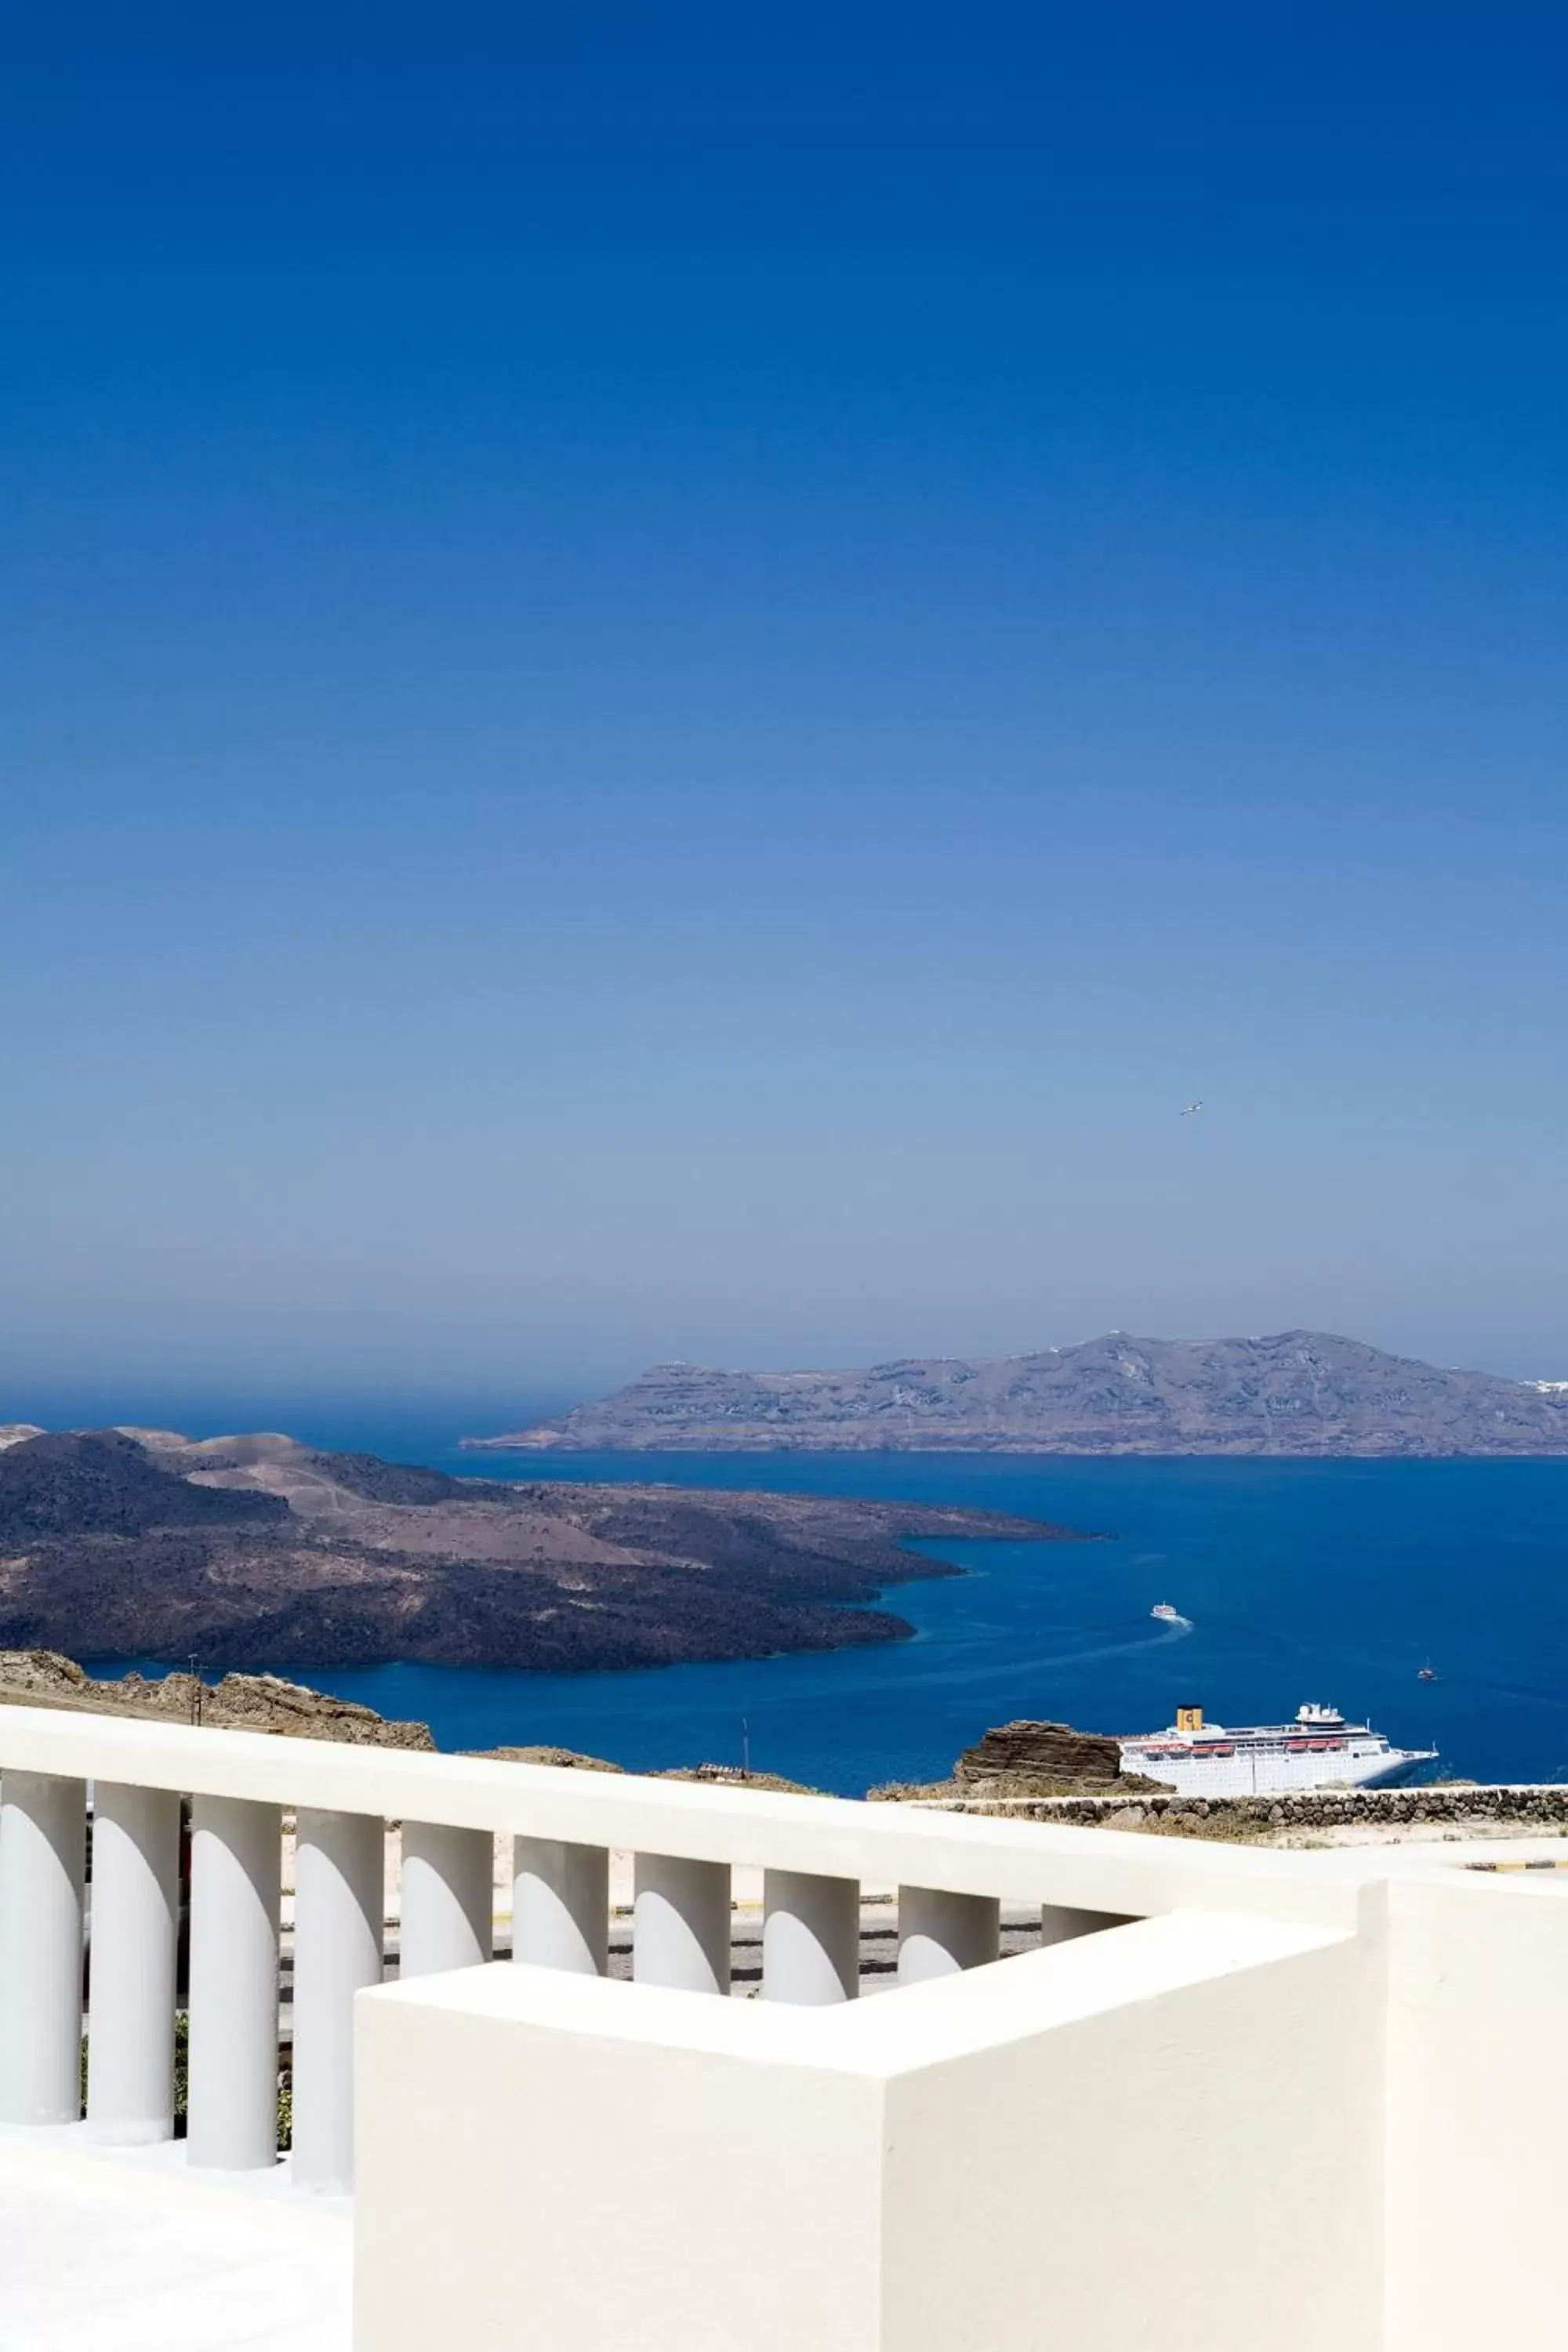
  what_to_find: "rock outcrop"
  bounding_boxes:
[952,1718,1130,1790]
[0,1650,434,1749]
[872,1715,1160,1801]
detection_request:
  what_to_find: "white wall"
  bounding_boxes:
[354,1910,1382,2352]
[354,1963,888,2352]
[1382,1870,1568,2352]
[880,1919,1383,2352]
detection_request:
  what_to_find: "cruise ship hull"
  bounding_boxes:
[1119,1733,1436,1800]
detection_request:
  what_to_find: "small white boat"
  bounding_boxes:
[1150,1601,1187,1625]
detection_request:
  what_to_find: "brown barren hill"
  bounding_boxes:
[0,1429,1085,1675]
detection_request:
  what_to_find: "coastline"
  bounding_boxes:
[14,1447,1561,1795]
[66,1521,1062,1683]
[463,1435,1568,1459]
[0,1431,1088,1682]
[459,1334,1568,1458]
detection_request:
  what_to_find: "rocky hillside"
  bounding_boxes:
[0,1648,434,1747]
[466,1330,1568,1457]
[0,1428,1076,1674]
[0,1429,287,1539]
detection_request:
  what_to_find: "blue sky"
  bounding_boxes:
[3,5,1567,1425]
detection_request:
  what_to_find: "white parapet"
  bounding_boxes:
[187,1794,282,2172]
[1381,1867,1568,2352]
[0,1703,1371,1933]
[0,1769,85,2125]
[354,1910,1380,2352]
[85,1781,180,2143]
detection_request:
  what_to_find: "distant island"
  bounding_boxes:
[463,1329,1568,1457]
[0,1428,1077,1674]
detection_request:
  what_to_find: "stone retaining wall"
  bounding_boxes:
[925,1784,1568,1833]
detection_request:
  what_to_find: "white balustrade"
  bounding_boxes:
[293,1807,383,2192]
[513,1836,608,1974]
[896,1884,1000,1981]
[0,1769,85,2124]
[0,1711,1225,2194]
[761,1867,859,2002]
[0,1703,1260,2236]
[187,1794,281,2170]
[86,1781,180,2142]
[12,1697,1568,2352]
[400,1821,492,1976]
[633,1853,731,1992]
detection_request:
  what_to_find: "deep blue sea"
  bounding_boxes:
[95,1446,1568,1795]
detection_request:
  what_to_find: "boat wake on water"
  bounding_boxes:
[889,1617,1192,1695]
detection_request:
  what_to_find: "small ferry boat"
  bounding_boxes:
[1119,1702,1436,1798]
[1150,1602,1187,1625]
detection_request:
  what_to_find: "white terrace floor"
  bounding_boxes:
[0,2133,350,2352]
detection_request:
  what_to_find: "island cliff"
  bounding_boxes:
[463,1329,1568,1457]
[0,1428,1080,1675]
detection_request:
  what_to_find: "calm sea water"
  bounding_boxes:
[96,1447,1568,1795]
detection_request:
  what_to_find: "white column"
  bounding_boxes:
[633,1853,730,1994]
[187,1795,281,2171]
[1040,1902,1131,1945]
[513,1837,608,1975]
[86,1783,180,2143]
[400,1822,492,1978]
[292,1808,383,2194]
[0,1771,85,2124]
[762,1869,859,2004]
[896,1885,1000,1984]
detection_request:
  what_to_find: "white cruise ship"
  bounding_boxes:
[1119,1703,1436,1798]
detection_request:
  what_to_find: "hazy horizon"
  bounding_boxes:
[6,10,1568,1412]
[8,1317,1568,1452]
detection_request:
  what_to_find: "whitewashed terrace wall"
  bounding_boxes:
[1,1704,1564,2352]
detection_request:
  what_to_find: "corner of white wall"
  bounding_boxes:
[353,1912,1383,2352]
[1382,1867,1568,2352]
